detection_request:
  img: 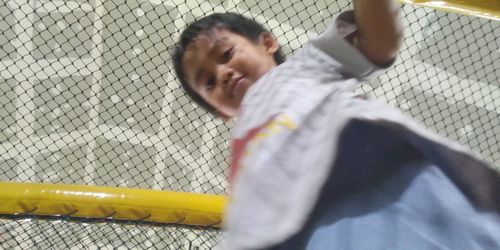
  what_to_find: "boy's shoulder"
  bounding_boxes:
[310,10,392,80]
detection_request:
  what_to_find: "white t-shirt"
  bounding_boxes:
[223,11,497,250]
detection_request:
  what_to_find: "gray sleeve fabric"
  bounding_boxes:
[311,11,394,80]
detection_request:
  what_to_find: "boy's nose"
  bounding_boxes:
[216,65,234,86]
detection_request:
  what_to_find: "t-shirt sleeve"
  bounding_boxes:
[310,10,395,80]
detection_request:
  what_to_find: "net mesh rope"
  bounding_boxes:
[0,0,498,249]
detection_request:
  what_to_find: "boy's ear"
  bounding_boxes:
[259,32,279,55]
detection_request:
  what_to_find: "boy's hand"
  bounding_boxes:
[352,0,403,66]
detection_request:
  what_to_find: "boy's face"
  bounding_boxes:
[182,29,279,119]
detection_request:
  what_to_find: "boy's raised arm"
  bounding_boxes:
[352,0,403,66]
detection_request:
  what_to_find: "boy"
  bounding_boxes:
[174,0,499,249]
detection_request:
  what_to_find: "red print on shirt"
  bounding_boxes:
[230,117,274,183]
[229,114,297,183]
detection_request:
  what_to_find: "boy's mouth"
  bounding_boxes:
[229,75,246,97]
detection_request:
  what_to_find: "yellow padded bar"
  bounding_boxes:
[0,181,227,227]
[402,0,500,21]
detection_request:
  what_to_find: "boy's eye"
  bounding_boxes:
[206,77,215,91]
[222,48,233,61]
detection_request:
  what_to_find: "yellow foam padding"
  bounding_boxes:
[0,181,227,227]
[401,0,500,21]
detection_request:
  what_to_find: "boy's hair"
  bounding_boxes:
[173,12,285,115]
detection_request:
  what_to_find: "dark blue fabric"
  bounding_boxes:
[274,120,500,250]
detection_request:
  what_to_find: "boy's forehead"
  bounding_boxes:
[182,30,232,78]
[183,33,219,64]
[188,29,231,52]
[190,33,216,50]
[182,47,205,85]
[181,32,219,83]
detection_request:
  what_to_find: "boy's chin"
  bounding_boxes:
[215,107,238,121]
[216,112,232,122]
